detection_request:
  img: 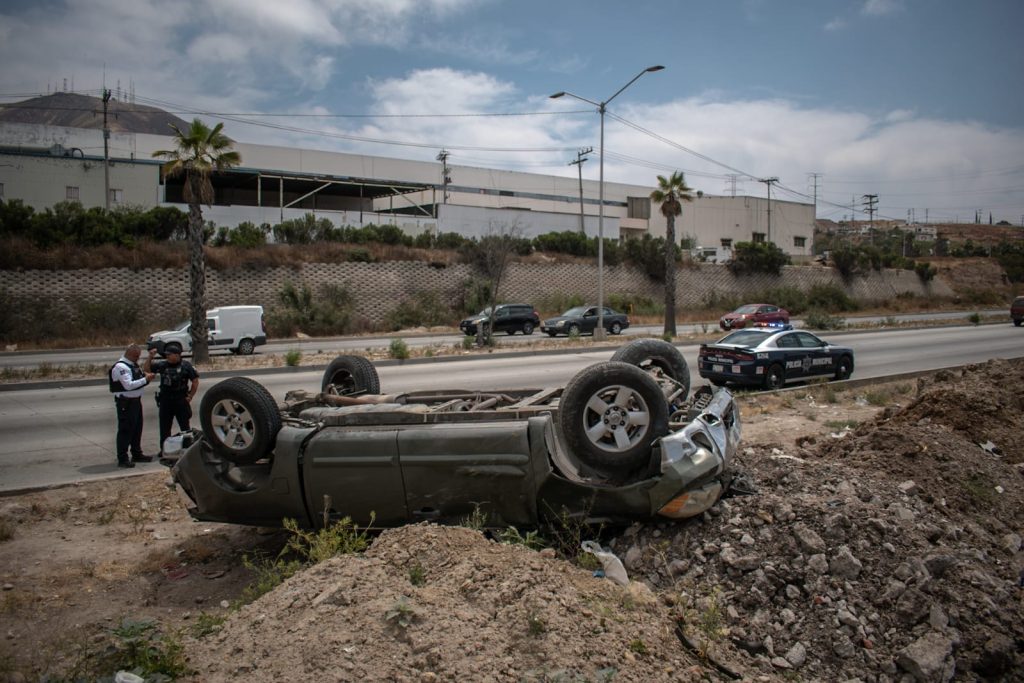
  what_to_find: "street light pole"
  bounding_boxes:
[551,65,664,340]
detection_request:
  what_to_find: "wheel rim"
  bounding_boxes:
[768,368,783,388]
[209,398,256,451]
[239,339,254,355]
[611,323,621,334]
[523,322,533,334]
[327,369,356,393]
[569,324,579,335]
[579,384,652,453]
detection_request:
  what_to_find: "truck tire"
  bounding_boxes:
[200,377,282,464]
[558,361,669,475]
[322,355,381,395]
[610,339,690,401]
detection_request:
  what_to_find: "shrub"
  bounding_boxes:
[760,286,807,315]
[284,349,301,366]
[728,241,790,276]
[806,283,858,312]
[605,293,662,317]
[803,308,846,330]
[914,261,937,282]
[385,291,452,331]
[267,281,356,336]
[622,234,672,281]
[389,337,410,360]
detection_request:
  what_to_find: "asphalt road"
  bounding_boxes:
[1,323,1021,494]
[0,309,1006,370]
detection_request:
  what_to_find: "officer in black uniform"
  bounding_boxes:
[145,342,200,453]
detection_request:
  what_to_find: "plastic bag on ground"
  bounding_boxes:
[581,540,630,586]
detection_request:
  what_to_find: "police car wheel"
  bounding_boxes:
[559,361,669,476]
[763,364,785,390]
[610,338,690,401]
[834,355,853,380]
[322,355,381,395]
[200,377,282,464]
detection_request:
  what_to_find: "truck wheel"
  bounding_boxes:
[610,339,690,401]
[236,338,256,355]
[559,361,669,475]
[322,355,381,395]
[200,377,282,464]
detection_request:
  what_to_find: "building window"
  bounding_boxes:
[793,236,806,248]
[720,238,732,248]
[109,188,124,204]
[627,196,651,219]
[66,186,80,202]
[752,232,766,243]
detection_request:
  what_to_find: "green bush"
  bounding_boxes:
[914,261,937,282]
[211,221,270,248]
[389,337,410,359]
[728,241,790,276]
[623,234,674,281]
[760,286,807,315]
[806,283,858,312]
[605,293,662,316]
[267,281,356,336]
[803,308,846,330]
[385,291,452,330]
[271,214,336,244]
[701,290,741,313]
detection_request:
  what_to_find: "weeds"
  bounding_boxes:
[238,553,302,604]
[863,389,892,406]
[460,503,489,530]
[190,611,228,638]
[677,586,728,659]
[385,597,416,629]
[408,563,426,587]
[527,612,547,637]
[968,311,982,326]
[541,503,603,570]
[498,526,545,550]
[389,337,410,360]
[628,639,648,655]
[825,419,860,431]
[461,335,474,350]
[284,349,302,366]
[964,472,996,504]
[0,518,12,542]
[105,618,189,680]
[282,514,373,563]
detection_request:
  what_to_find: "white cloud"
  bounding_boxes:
[862,0,902,17]
[824,17,847,32]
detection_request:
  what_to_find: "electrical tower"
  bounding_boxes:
[569,147,593,234]
[724,174,740,197]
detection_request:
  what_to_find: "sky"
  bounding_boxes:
[1,0,1023,225]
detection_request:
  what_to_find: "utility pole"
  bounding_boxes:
[759,177,779,243]
[862,194,878,242]
[435,149,451,207]
[807,172,822,218]
[569,147,593,234]
[102,88,112,210]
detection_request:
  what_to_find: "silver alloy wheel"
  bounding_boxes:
[580,383,652,453]
[209,398,256,451]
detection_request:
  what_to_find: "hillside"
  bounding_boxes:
[0,92,189,136]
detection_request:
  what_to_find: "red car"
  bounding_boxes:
[719,303,790,331]
[1012,296,1024,327]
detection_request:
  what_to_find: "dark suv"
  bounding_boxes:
[1012,296,1024,327]
[459,303,540,336]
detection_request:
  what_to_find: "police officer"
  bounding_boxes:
[145,342,200,454]
[110,344,156,468]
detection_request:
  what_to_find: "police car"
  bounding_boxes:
[698,323,854,390]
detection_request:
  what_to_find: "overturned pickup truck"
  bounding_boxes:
[171,339,741,530]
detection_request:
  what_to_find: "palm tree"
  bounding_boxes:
[650,171,695,337]
[153,120,241,363]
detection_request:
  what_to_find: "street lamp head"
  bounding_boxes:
[549,91,566,99]
[645,65,665,72]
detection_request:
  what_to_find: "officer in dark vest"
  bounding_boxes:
[145,342,200,454]
[109,344,156,468]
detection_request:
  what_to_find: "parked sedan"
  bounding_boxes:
[170,340,739,530]
[541,306,630,337]
[698,326,854,390]
[719,303,790,331]
[1012,296,1024,327]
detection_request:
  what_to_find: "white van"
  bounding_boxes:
[148,305,267,355]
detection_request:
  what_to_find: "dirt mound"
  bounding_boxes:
[181,524,709,682]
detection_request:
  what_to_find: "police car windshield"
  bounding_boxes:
[718,329,772,346]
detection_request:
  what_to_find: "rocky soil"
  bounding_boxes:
[1,360,1022,682]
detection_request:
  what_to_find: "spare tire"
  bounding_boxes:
[610,338,690,401]
[321,355,380,395]
[558,361,669,474]
[200,377,282,464]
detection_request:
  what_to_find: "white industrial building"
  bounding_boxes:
[0,121,814,260]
